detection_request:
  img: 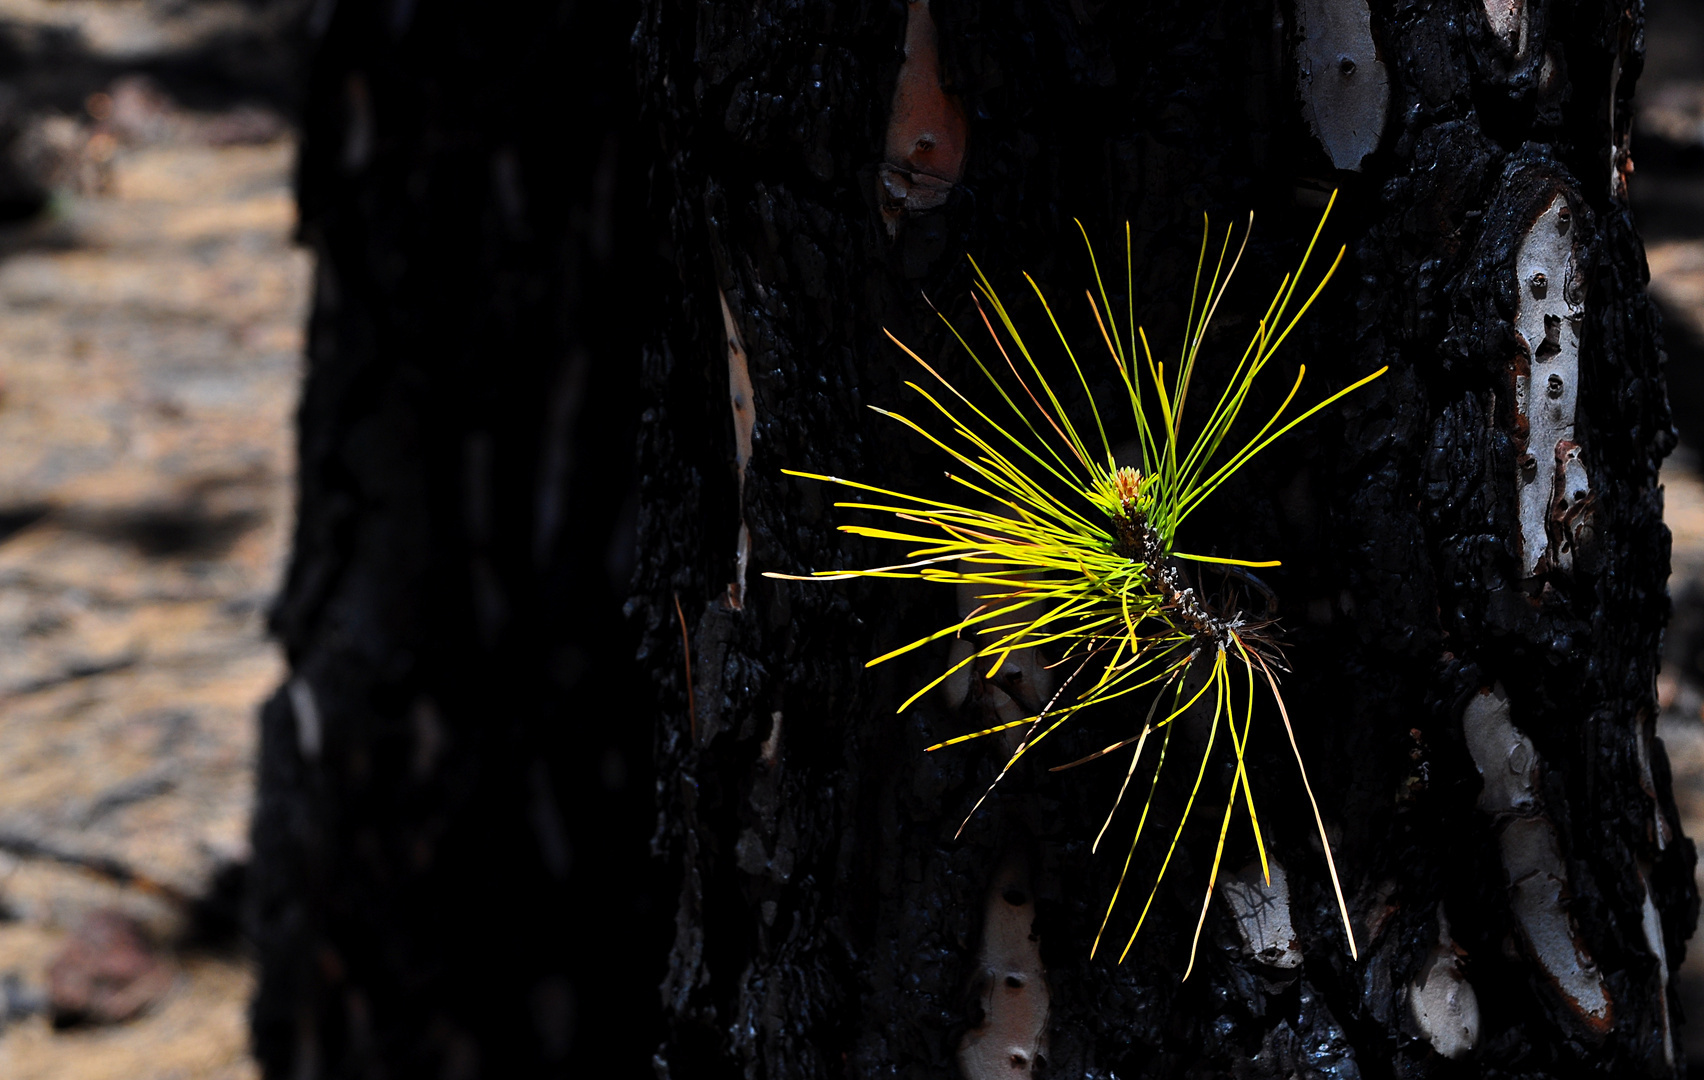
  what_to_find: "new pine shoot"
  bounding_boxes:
[768,194,1385,975]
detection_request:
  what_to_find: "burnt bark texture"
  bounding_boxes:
[635,0,1697,1077]
[247,2,660,1077]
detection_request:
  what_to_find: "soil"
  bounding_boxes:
[0,51,302,1080]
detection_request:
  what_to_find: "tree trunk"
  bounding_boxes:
[634,0,1696,1076]
[247,3,660,1077]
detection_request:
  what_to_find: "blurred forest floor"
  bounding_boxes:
[1639,0,1704,1068]
[0,1,302,1077]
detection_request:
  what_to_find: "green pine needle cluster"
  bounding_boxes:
[769,193,1383,974]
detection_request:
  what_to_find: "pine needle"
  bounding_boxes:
[764,197,1381,974]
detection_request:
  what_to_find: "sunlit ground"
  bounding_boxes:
[0,84,302,1080]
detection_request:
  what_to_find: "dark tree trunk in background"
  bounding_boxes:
[247,3,659,1077]
[635,0,1697,1077]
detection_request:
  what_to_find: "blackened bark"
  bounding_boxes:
[248,2,660,1076]
[635,1,1696,1077]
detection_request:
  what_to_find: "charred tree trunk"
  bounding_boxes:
[635,0,1696,1076]
[247,3,659,1077]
